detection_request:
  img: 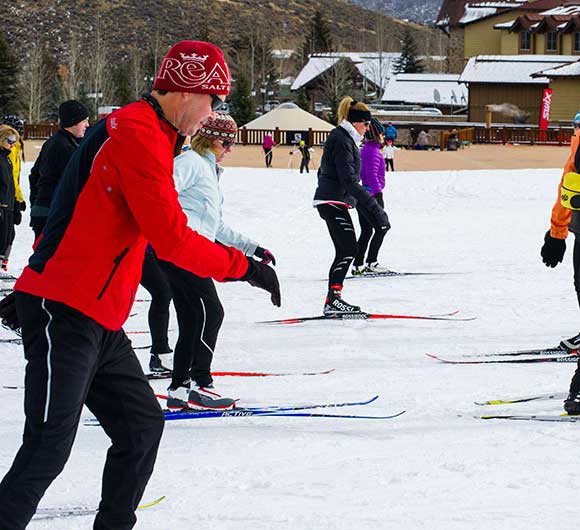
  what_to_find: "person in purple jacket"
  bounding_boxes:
[352,118,391,274]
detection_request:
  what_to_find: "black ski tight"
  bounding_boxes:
[159,261,224,389]
[317,203,357,289]
[354,192,387,267]
[140,251,172,354]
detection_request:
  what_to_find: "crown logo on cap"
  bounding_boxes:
[180,52,209,62]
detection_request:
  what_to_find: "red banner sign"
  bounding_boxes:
[539,88,553,130]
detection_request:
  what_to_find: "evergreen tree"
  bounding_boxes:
[0,31,19,115]
[393,28,424,74]
[301,10,334,63]
[113,62,133,106]
[295,88,311,113]
[230,71,255,126]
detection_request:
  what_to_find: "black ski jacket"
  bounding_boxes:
[313,125,388,228]
[0,148,15,210]
[30,128,80,217]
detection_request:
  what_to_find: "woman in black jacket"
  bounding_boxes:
[0,125,18,272]
[313,97,390,314]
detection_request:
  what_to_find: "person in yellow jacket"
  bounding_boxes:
[541,112,580,414]
[2,117,26,215]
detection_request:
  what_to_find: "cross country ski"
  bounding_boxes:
[426,353,578,364]
[475,392,568,405]
[480,414,580,423]
[259,311,475,325]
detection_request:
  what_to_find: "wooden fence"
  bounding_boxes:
[440,128,475,150]
[23,123,59,140]
[473,127,572,145]
[237,127,330,146]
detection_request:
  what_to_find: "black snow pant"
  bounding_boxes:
[0,209,15,260]
[300,159,310,173]
[0,292,165,530]
[159,261,224,389]
[354,193,387,267]
[140,251,172,354]
[263,147,273,167]
[567,234,580,396]
[386,159,395,172]
[317,203,358,289]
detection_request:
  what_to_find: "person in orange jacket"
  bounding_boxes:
[540,112,580,414]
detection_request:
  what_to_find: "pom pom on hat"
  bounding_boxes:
[153,40,231,96]
[198,112,238,140]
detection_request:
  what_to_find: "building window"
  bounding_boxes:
[520,31,531,51]
[546,31,558,52]
[575,32,580,52]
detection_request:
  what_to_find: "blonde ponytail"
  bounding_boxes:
[336,96,370,125]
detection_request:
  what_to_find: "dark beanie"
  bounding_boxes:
[59,100,89,128]
[347,106,371,123]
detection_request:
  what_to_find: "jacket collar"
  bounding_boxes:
[339,120,363,144]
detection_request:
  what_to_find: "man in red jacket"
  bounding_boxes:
[0,40,280,530]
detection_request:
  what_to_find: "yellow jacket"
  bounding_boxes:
[550,129,580,239]
[8,141,24,204]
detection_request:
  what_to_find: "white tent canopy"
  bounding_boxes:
[242,103,334,131]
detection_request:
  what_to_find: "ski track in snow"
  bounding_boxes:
[1,163,579,529]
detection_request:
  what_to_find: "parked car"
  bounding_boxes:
[264,100,280,112]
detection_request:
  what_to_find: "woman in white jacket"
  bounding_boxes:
[163,113,276,410]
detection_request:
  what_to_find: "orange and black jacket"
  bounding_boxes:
[15,97,248,330]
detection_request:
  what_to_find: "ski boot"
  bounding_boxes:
[560,331,580,352]
[365,262,393,274]
[149,353,171,373]
[564,363,580,414]
[351,265,365,276]
[166,381,236,411]
[323,286,361,315]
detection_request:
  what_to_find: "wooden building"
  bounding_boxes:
[459,54,577,123]
[532,59,580,122]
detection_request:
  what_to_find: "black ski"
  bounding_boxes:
[426,353,578,364]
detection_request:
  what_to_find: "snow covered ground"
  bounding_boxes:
[1,162,579,529]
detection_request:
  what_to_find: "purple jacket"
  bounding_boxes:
[359,140,385,196]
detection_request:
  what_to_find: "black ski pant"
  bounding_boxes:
[300,159,310,173]
[0,209,15,259]
[263,147,273,167]
[140,251,172,354]
[354,193,387,267]
[0,293,164,530]
[317,203,357,289]
[159,261,224,388]
[386,159,395,171]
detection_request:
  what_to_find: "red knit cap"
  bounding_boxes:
[198,112,238,140]
[153,40,231,95]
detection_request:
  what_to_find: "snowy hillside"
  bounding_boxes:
[1,160,579,529]
[350,0,441,24]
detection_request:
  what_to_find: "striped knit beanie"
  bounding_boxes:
[365,117,385,141]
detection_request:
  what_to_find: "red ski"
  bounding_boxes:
[259,311,474,325]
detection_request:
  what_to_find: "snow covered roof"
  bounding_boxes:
[381,74,468,106]
[494,19,517,28]
[542,5,580,16]
[291,53,445,92]
[291,53,401,91]
[242,105,334,131]
[532,59,580,77]
[460,55,578,84]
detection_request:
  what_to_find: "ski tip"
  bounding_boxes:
[137,495,166,509]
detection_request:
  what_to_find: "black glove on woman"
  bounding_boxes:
[0,292,20,331]
[241,257,281,307]
[541,231,566,268]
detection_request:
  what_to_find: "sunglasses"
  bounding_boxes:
[363,121,371,127]
[211,94,225,112]
[5,139,16,146]
[220,139,235,148]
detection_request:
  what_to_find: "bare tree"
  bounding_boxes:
[20,41,52,122]
[60,31,84,101]
[130,51,146,101]
[318,57,359,124]
[85,18,115,116]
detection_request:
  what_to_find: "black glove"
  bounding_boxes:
[18,201,26,212]
[241,257,281,307]
[366,198,391,233]
[254,246,276,266]
[541,231,566,268]
[0,292,20,331]
[13,208,21,226]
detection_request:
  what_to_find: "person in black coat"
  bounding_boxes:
[0,126,18,272]
[313,96,390,314]
[29,100,89,240]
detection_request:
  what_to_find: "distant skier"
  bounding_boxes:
[0,125,18,273]
[352,118,391,275]
[263,133,275,167]
[313,97,390,314]
[290,139,314,173]
[385,121,397,144]
[384,139,397,172]
[540,111,580,414]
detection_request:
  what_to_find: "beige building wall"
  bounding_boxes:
[500,31,519,54]
[464,12,527,59]
[468,83,545,123]
[550,78,580,122]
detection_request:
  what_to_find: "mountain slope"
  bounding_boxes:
[349,0,442,24]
